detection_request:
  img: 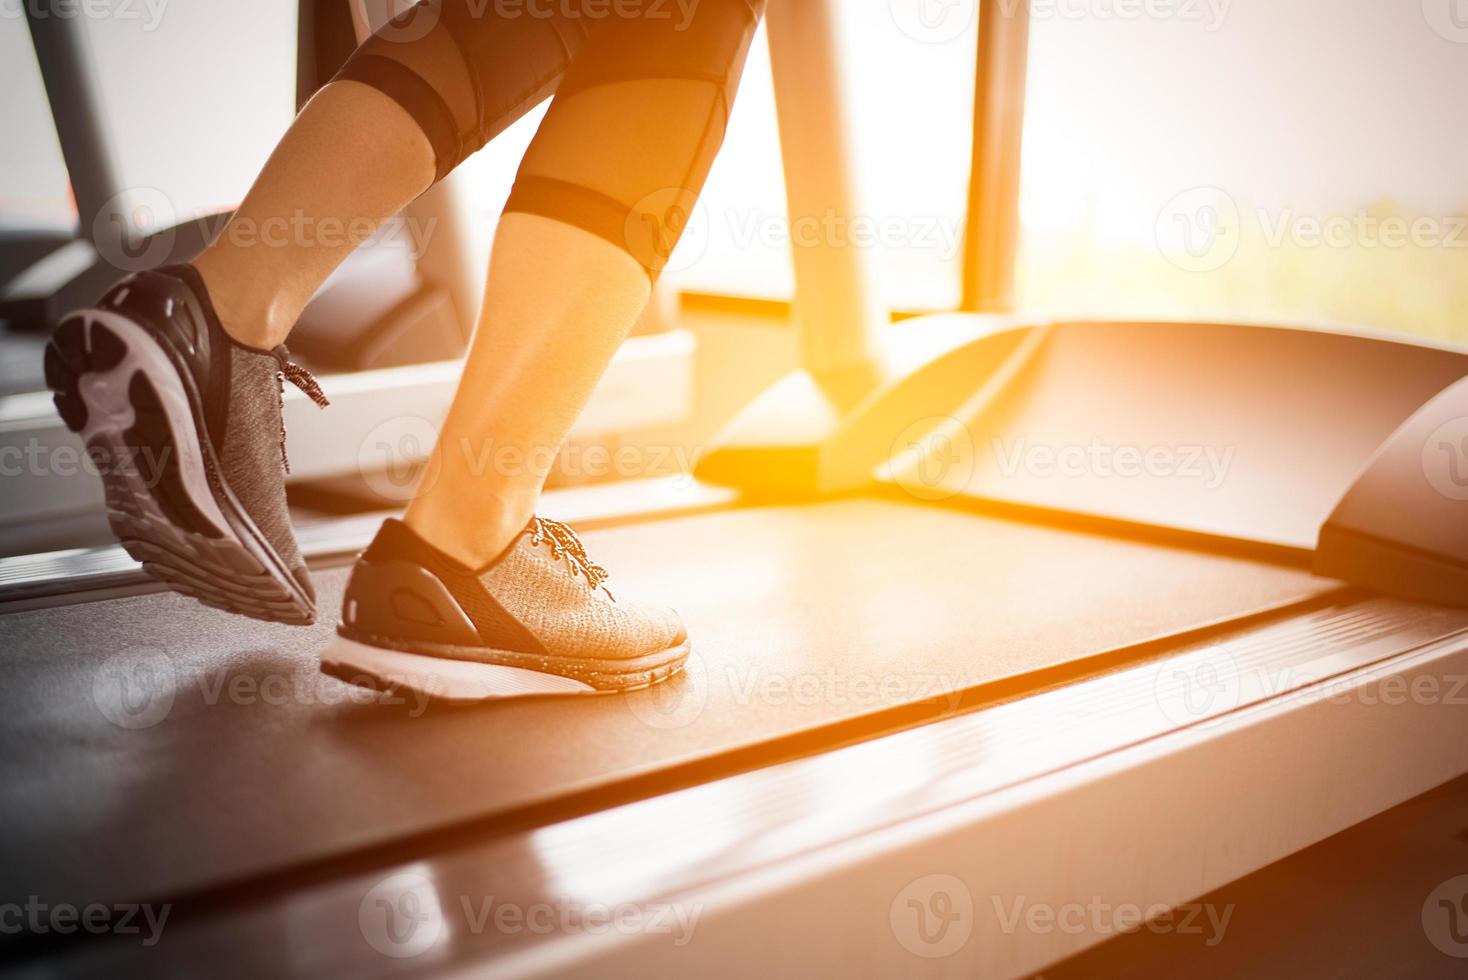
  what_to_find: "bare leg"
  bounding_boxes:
[189,76,654,570]
[403,213,651,567]
[188,0,756,574]
[193,81,435,350]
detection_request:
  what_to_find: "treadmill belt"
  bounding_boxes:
[1,498,1335,912]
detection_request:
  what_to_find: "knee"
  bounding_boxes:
[502,0,766,279]
[331,1,591,182]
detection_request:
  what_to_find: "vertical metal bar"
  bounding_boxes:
[961,0,1031,312]
[24,9,126,245]
[766,0,884,381]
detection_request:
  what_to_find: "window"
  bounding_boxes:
[1017,0,1468,343]
[666,9,979,314]
[456,20,798,305]
[80,2,299,230]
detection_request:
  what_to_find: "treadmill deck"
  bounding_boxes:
[1,497,1334,912]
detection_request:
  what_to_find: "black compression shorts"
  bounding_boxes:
[330,0,765,278]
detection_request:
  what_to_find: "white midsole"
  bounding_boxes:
[75,308,235,539]
[321,635,600,700]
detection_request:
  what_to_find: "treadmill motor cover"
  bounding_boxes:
[1316,373,1468,607]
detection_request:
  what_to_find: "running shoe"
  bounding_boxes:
[321,517,689,700]
[44,265,328,624]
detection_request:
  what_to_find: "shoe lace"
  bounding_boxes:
[271,346,329,473]
[529,517,609,591]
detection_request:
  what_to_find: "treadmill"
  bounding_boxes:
[4,1,1467,976]
[0,0,688,555]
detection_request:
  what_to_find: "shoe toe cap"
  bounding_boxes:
[618,598,687,653]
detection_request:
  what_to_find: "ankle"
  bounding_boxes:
[192,250,297,350]
[403,488,540,569]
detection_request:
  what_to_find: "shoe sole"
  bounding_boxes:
[45,308,316,625]
[319,634,689,702]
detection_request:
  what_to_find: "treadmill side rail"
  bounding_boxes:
[39,597,1468,977]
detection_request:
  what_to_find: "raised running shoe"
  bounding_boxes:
[44,265,328,624]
